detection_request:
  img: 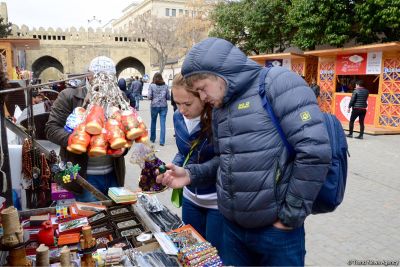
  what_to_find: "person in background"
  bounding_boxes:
[347,79,369,139]
[118,78,127,93]
[45,56,127,201]
[148,72,170,146]
[129,76,143,111]
[32,90,45,105]
[310,78,320,98]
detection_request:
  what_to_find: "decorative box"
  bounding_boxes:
[88,210,109,226]
[117,224,145,239]
[95,233,115,249]
[58,233,80,246]
[91,223,114,238]
[107,237,131,250]
[71,202,107,217]
[58,217,88,234]
[51,183,75,201]
[112,217,140,231]
[107,205,133,219]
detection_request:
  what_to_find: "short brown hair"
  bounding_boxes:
[185,73,217,88]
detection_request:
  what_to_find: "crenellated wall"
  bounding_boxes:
[9,24,151,81]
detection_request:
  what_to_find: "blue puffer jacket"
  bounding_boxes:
[172,111,216,194]
[182,38,332,228]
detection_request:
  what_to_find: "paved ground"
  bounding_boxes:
[126,100,400,266]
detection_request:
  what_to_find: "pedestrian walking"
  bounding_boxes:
[148,72,170,146]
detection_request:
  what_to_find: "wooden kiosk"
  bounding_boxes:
[250,42,400,134]
[250,52,319,84]
[304,42,400,134]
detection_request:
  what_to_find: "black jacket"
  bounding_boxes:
[349,87,369,109]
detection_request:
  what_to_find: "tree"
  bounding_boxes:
[0,16,11,38]
[355,0,400,43]
[131,14,181,74]
[209,1,250,52]
[177,0,213,53]
[209,0,293,54]
[288,0,354,50]
[242,0,293,54]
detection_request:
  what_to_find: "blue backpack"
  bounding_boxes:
[258,67,349,214]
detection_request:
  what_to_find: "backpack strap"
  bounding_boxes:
[258,67,295,158]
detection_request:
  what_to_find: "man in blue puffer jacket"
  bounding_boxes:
[157,38,332,266]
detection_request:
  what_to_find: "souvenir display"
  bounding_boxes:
[130,143,167,193]
[177,242,223,267]
[65,72,149,157]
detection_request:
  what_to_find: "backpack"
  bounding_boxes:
[258,67,349,214]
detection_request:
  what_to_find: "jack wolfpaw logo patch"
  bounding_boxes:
[300,111,311,122]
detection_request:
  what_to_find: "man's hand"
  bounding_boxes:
[273,220,293,231]
[156,163,191,189]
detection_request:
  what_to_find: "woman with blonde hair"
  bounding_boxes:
[167,73,224,259]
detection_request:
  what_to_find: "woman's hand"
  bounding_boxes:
[156,163,191,189]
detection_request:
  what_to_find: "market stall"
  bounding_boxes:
[0,70,223,266]
[250,52,319,84]
[304,42,400,134]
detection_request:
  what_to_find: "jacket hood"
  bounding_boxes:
[182,37,262,105]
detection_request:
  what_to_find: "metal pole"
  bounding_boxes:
[0,73,90,95]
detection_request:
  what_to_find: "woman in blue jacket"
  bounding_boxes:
[171,73,224,259]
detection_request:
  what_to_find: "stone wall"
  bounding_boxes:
[10,25,151,81]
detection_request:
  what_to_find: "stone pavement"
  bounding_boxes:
[126,100,400,266]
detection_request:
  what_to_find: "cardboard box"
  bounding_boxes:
[51,183,75,201]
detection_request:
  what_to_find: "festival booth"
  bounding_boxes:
[0,68,222,266]
[304,42,400,134]
[250,52,319,84]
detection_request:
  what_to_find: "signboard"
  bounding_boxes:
[366,51,382,74]
[335,94,376,125]
[336,53,367,75]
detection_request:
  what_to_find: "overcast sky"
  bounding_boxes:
[2,0,135,29]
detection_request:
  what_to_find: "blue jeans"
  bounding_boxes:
[150,106,167,145]
[182,197,226,262]
[135,96,141,110]
[223,217,305,266]
[75,172,118,202]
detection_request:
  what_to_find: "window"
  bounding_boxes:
[62,36,66,40]
[33,35,37,38]
[179,9,183,15]
[172,9,176,17]
[57,36,61,40]
[165,8,170,16]
[185,10,189,16]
